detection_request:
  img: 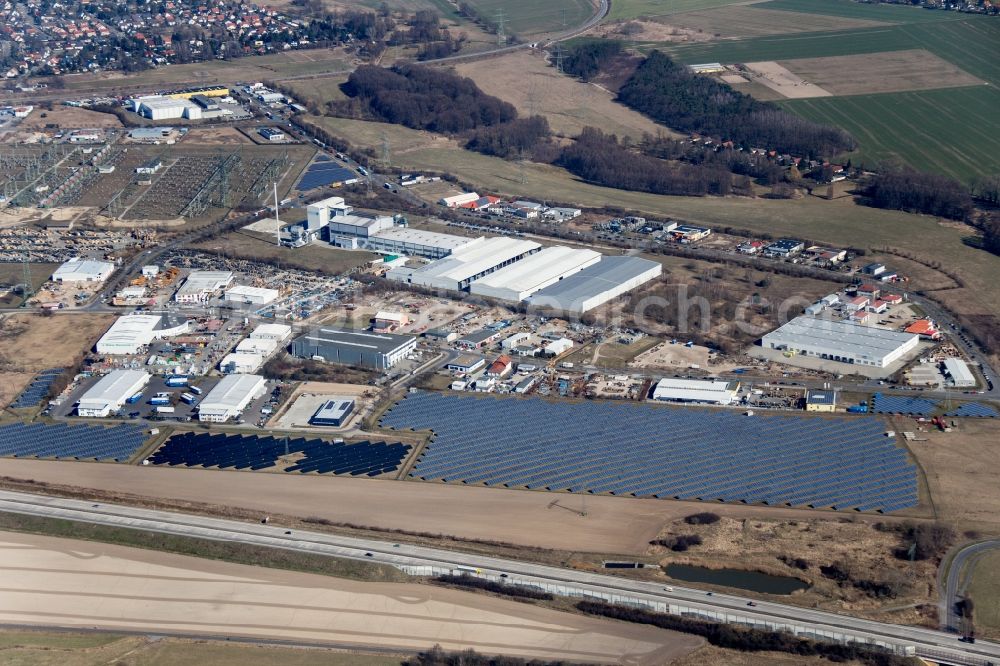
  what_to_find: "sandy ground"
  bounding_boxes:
[630,341,741,372]
[0,531,700,663]
[744,61,832,99]
[17,107,122,130]
[271,381,376,430]
[0,313,113,370]
[0,459,914,554]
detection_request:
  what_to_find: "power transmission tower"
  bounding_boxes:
[494,8,507,46]
[561,6,568,29]
[553,44,565,73]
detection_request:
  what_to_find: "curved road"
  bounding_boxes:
[0,489,996,666]
[941,539,1000,633]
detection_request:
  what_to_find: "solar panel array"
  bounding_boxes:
[150,432,410,476]
[0,421,147,461]
[10,369,63,408]
[945,402,999,418]
[381,391,918,513]
[871,392,939,415]
[297,157,358,191]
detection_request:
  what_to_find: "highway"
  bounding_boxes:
[0,489,995,666]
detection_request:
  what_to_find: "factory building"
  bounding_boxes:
[652,377,739,405]
[131,96,203,120]
[77,370,150,417]
[258,127,285,142]
[762,316,920,368]
[219,352,265,374]
[362,228,480,259]
[525,256,662,314]
[51,258,115,283]
[174,270,234,303]
[291,328,416,370]
[224,285,280,305]
[942,358,975,387]
[95,313,191,355]
[439,192,480,208]
[388,237,541,292]
[198,374,267,422]
[469,246,601,302]
[250,323,292,341]
[309,399,355,427]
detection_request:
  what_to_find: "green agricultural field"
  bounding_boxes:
[461,0,595,35]
[780,86,1000,183]
[609,0,751,21]
[757,0,963,23]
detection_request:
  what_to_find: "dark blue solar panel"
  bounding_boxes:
[871,393,938,416]
[945,402,998,418]
[149,432,409,476]
[9,368,65,408]
[0,421,146,461]
[379,391,918,514]
[296,161,359,191]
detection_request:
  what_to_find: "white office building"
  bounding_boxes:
[198,373,267,422]
[51,258,115,283]
[77,370,150,417]
[762,316,920,368]
[470,246,601,302]
[174,271,234,303]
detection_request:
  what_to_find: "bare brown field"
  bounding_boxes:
[182,126,254,145]
[744,61,832,99]
[0,313,112,371]
[453,51,670,139]
[17,106,123,130]
[898,417,1000,533]
[0,458,922,555]
[0,372,35,409]
[0,531,700,663]
[653,5,889,39]
[190,229,375,275]
[779,49,985,96]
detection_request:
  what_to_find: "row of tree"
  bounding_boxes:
[465,116,556,161]
[618,51,856,158]
[862,168,973,220]
[342,64,517,133]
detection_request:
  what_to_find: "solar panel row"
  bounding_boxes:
[296,161,358,191]
[150,432,409,476]
[10,368,64,408]
[945,402,999,418]
[380,391,918,514]
[871,393,938,415]
[0,421,146,461]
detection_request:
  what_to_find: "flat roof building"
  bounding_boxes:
[224,285,280,305]
[388,237,541,292]
[219,352,266,374]
[309,399,355,427]
[291,327,416,370]
[446,354,485,374]
[175,271,234,303]
[95,313,191,355]
[652,377,739,405]
[762,316,919,368]
[51,258,115,283]
[250,323,292,341]
[806,390,837,412]
[77,370,150,417]
[198,374,267,422]
[525,256,662,313]
[764,239,805,257]
[363,228,480,260]
[469,246,601,302]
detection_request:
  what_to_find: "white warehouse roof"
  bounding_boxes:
[470,246,601,302]
[77,370,150,417]
[250,323,292,340]
[52,258,115,282]
[371,227,480,252]
[943,358,975,386]
[175,270,234,301]
[525,256,662,313]
[224,285,280,304]
[198,373,266,422]
[399,237,541,290]
[95,313,191,355]
[652,377,739,405]
[762,316,919,367]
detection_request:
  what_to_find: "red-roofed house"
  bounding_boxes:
[905,319,940,340]
[845,295,869,312]
[868,299,888,314]
[851,310,874,324]
[486,354,513,378]
[882,293,903,306]
[857,284,881,299]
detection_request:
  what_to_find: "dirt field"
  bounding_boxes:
[0,313,112,371]
[630,340,742,372]
[181,126,254,145]
[778,49,985,96]
[900,416,1000,533]
[17,106,122,130]
[189,230,375,276]
[453,51,669,139]
[744,61,833,99]
[0,531,701,663]
[652,5,889,39]
[0,458,917,555]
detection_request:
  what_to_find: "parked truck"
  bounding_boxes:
[180,392,198,405]
[154,406,175,414]
[165,375,189,387]
[188,385,203,395]
[126,392,144,405]
[149,396,171,406]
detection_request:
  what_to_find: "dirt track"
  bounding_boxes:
[0,531,701,663]
[0,459,902,554]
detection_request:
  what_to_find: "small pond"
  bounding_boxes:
[664,563,809,595]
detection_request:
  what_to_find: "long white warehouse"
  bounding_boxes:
[94,313,191,355]
[224,285,280,305]
[51,258,115,283]
[762,316,919,368]
[77,370,150,417]
[525,256,662,313]
[388,236,540,291]
[198,373,267,423]
[652,377,739,405]
[470,246,601,302]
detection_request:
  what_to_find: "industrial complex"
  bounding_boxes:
[762,316,920,368]
[291,328,417,370]
[197,373,267,423]
[76,370,150,417]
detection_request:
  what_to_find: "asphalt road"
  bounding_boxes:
[940,539,1000,632]
[0,489,995,666]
